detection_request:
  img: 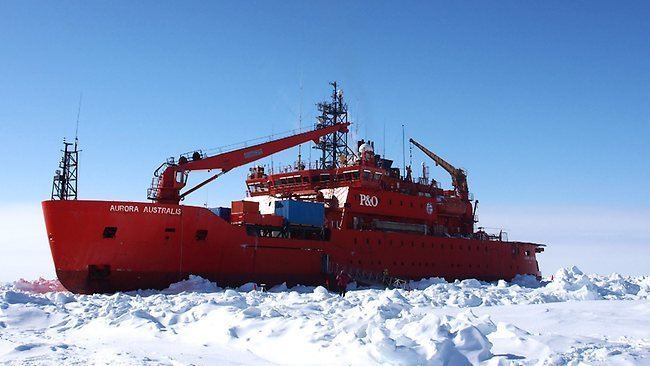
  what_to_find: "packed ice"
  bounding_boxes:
[1,266,648,365]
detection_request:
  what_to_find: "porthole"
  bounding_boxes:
[195,229,208,241]
[102,227,117,239]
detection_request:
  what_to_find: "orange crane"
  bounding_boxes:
[150,122,350,204]
[409,138,469,199]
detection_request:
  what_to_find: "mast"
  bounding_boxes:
[51,96,82,201]
[296,79,303,170]
[314,82,354,169]
[51,139,79,200]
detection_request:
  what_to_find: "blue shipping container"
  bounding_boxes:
[274,200,324,227]
[209,207,231,222]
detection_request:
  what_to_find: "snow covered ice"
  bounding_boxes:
[1,267,649,365]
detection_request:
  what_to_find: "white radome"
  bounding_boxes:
[359,143,374,154]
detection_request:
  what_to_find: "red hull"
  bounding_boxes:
[43,200,541,294]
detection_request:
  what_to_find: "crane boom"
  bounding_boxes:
[152,122,350,203]
[409,138,469,199]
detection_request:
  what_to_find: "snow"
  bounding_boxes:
[1,267,648,365]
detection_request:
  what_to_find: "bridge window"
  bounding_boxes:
[247,182,269,193]
[175,171,185,184]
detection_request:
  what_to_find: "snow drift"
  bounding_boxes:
[1,267,648,365]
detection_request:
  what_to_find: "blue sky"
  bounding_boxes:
[1,2,648,279]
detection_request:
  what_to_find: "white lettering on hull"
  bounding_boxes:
[109,204,181,216]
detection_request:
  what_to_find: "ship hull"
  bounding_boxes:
[43,200,542,294]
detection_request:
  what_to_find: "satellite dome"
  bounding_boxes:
[359,143,374,154]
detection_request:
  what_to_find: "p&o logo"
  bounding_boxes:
[359,194,379,207]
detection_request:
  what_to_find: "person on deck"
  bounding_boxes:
[336,270,351,297]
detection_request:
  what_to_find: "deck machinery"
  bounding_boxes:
[43,83,543,293]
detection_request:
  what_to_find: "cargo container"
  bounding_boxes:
[209,207,231,222]
[232,200,259,214]
[274,200,325,227]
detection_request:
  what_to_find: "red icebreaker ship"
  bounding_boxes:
[43,83,544,294]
